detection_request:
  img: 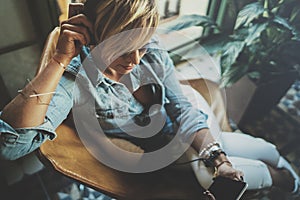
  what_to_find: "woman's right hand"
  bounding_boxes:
[217,162,244,182]
[54,14,94,65]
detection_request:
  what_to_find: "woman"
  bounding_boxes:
[0,0,298,196]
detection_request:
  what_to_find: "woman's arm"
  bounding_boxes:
[0,14,93,128]
[0,78,74,160]
[192,128,244,180]
[1,57,68,128]
[156,48,244,181]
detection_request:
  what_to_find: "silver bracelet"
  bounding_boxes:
[198,141,221,158]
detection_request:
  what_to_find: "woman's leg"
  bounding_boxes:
[229,157,273,190]
[219,132,299,192]
[230,157,295,192]
[218,132,280,167]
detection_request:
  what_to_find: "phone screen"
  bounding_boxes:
[208,176,248,200]
[68,3,96,45]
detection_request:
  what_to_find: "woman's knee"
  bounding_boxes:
[230,157,273,190]
[220,132,280,162]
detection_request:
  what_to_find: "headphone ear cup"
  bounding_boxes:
[83,0,97,22]
[83,0,99,45]
[150,83,163,105]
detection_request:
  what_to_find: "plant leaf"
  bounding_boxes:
[235,2,265,30]
[273,15,294,31]
[220,63,249,87]
[248,71,261,79]
[159,14,218,34]
[290,8,300,39]
[200,33,230,54]
[220,41,245,74]
[244,23,268,46]
[267,0,281,11]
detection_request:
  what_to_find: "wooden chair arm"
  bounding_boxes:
[38,124,205,199]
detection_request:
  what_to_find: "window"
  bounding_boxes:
[157,0,225,82]
[157,0,211,51]
[158,0,209,19]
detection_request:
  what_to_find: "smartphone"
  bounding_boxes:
[68,3,96,45]
[207,176,248,200]
[68,3,84,18]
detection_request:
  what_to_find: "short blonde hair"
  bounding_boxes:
[84,0,159,44]
[84,0,159,64]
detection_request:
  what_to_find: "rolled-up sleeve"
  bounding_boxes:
[160,50,209,141]
[0,73,75,160]
[0,116,56,160]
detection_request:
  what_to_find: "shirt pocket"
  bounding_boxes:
[95,105,131,120]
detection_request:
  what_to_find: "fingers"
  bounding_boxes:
[62,14,94,35]
[217,164,245,182]
[61,23,91,45]
[232,170,244,181]
[62,29,87,47]
[237,170,244,181]
[55,14,95,60]
[55,28,87,61]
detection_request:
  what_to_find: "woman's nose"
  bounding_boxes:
[125,50,141,65]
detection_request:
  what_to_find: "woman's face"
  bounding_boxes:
[107,48,147,75]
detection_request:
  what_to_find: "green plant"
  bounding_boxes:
[158,1,300,87]
[216,0,300,87]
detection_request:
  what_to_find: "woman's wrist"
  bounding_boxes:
[52,57,66,70]
[213,153,232,168]
[52,53,72,68]
[198,141,232,169]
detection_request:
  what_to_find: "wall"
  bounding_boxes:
[0,0,41,98]
[0,0,59,98]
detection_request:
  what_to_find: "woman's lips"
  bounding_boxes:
[121,65,134,70]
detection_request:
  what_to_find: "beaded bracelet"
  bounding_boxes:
[198,141,221,158]
[203,149,227,167]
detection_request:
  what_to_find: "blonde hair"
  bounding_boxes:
[85,0,159,43]
[84,0,159,65]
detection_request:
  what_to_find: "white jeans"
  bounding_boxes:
[180,84,276,190]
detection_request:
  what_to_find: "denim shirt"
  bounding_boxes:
[0,38,208,160]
